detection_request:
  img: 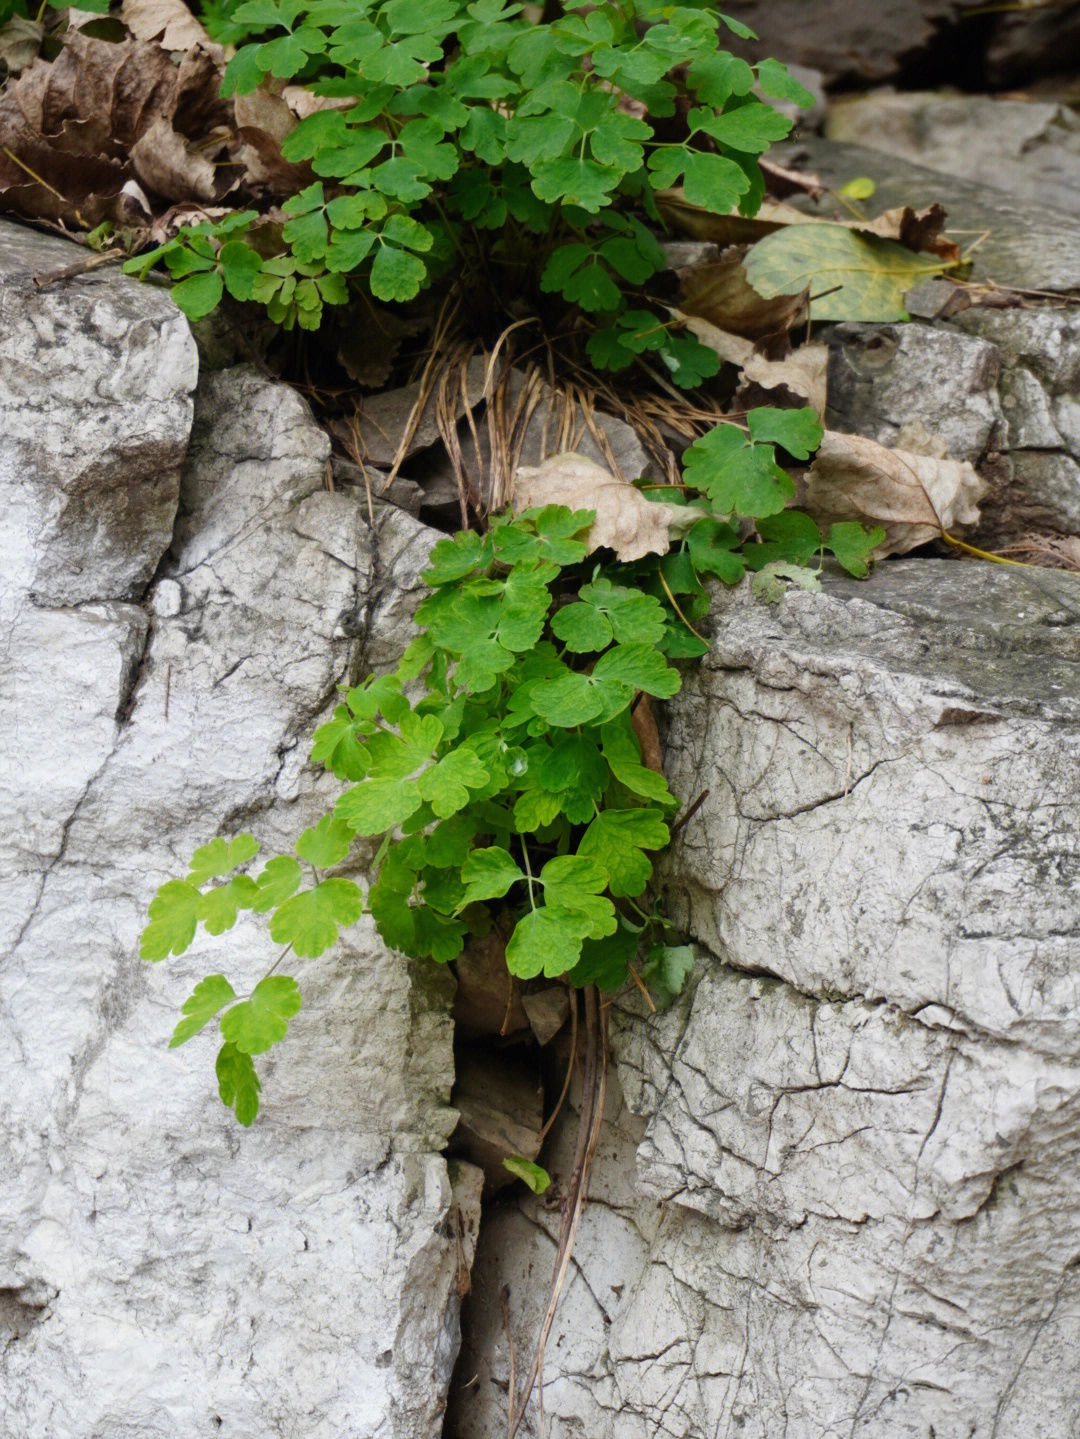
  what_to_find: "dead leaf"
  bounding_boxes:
[681,312,828,415]
[130,114,218,202]
[677,244,808,346]
[1001,534,1080,571]
[512,453,704,563]
[0,16,43,75]
[854,203,961,264]
[632,695,664,774]
[0,30,230,227]
[660,189,960,263]
[120,0,221,55]
[803,430,985,554]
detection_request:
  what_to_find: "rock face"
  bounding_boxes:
[825,312,1080,546]
[0,224,476,1438]
[826,93,1080,220]
[716,1,1080,90]
[451,561,1080,1439]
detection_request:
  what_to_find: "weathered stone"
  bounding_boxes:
[451,560,1080,1439]
[0,220,197,615]
[825,320,1002,463]
[771,136,1080,293]
[1,364,476,1438]
[826,92,1080,219]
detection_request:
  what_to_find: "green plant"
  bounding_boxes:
[125,0,814,372]
[142,408,883,1125]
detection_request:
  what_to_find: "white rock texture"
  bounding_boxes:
[825,311,1080,545]
[451,561,1080,1439]
[0,228,477,1438]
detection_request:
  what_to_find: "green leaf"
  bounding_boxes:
[170,270,224,322]
[268,878,364,955]
[539,855,616,938]
[750,560,823,603]
[141,880,201,960]
[578,808,669,898]
[686,518,745,584]
[505,905,591,979]
[197,875,259,935]
[530,157,622,213]
[746,406,823,460]
[188,835,261,885]
[336,777,423,835]
[216,1041,261,1126]
[687,51,754,106]
[220,975,303,1054]
[743,225,951,323]
[600,717,675,805]
[744,510,822,570]
[681,424,796,519]
[418,747,491,819]
[503,1156,551,1193]
[296,814,354,868]
[551,600,613,652]
[370,243,428,302]
[690,100,792,153]
[756,57,816,109]
[640,943,695,1009]
[169,976,237,1048]
[825,521,886,577]
[568,922,640,990]
[592,643,680,700]
[459,846,523,905]
[219,242,263,302]
[423,529,490,584]
[248,855,303,912]
[220,43,267,97]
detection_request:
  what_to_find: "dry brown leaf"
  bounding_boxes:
[677,245,808,346]
[631,696,664,775]
[0,30,230,226]
[513,453,703,563]
[121,0,220,55]
[1000,534,1080,571]
[130,114,218,203]
[0,16,43,75]
[804,431,985,555]
[681,312,828,415]
[661,189,959,263]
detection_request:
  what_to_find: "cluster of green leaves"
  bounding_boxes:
[127,0,813,360]
[142,407,882,1126]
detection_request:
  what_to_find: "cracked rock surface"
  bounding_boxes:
[452,561,1080,1439]
[1,252,476,1437]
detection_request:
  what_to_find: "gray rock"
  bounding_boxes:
[826,92,1080,219]
[0,221,198,615]
[953,308,1080,537]
[452,560,1080,1439]
[770,136,1080,293]
[825,320,1002,463]
[0,363,477,1438]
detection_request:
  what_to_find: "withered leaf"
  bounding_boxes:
[513,453,703,563]
[681,313,828,415]
[803,431,985,555]
[677,243,808,346]
[0,16,43,76]
[120,0,221,57]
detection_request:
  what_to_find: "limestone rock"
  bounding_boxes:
[451,560,1080,1438]
[825,320,1002,464]
[826,92,1080,220]
[0,220,198,614]
[1,361,475,1438]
